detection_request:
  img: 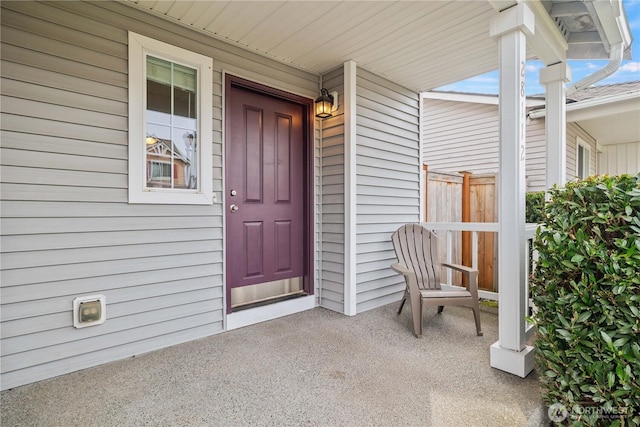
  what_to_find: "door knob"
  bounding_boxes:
[230,204,239,213]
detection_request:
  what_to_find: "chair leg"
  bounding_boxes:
[397,289,409,315]
[410,294,423,338]
[437,306,444,314]
[397,298,406,315]
[471,304,483,336]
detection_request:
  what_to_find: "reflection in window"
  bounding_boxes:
[146,56,198,190]
[148,161,172,187]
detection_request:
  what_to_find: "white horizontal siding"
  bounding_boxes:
[526,118,547,191]
[355,68,420,313]
[319,66,345,314]
[423,99,499,175]
[422,97,601,192]
[567,123,597,179]
[0,1,319,390]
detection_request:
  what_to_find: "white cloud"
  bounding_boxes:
[525,64,539,72]
[469,76,498,84]
[619,61,640,72]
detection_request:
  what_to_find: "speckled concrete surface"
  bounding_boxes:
[1,303,543,426]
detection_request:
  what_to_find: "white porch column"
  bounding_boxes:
[489,4,535,378]
[540,62,571,188]
[343,60,358,316]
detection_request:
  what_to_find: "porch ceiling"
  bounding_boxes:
[122,0,504,92]
[122,1,629,93]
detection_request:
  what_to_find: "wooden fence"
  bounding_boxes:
[424,167,497,291]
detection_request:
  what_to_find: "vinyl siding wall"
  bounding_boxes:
[354,69,421,313]
[525,118,546,191]
[599,141,640,175]
[422,98,500,174]
[319,66,346,313]
[567,123,598,180]
[422,97,598,192]
[0,1,320,390]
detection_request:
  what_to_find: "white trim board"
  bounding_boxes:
[226,296,316,330]
[423,91,545,108]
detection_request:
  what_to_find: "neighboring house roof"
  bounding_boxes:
[529,80,640,103]
[147,138,192,164]
[426,80,640,104]
[528,81,640,146]
[566,80,640,103]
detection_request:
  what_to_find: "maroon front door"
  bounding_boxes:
[225,78,309,312]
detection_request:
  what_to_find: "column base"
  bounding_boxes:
[490,341,535,378]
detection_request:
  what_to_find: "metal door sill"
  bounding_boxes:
[232,291,307,312]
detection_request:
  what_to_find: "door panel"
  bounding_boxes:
[226,82,306,311]
[244,107,263,202]
[274,220,292,273]
[243,221,264,278]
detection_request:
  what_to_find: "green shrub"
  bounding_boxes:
[530,174,640,426]
[527,191,546,223]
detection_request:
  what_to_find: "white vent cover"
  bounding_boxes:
[73,295,106,328]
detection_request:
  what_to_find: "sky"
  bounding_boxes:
[437,0,640,95]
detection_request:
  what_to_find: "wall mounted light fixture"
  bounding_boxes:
[315,88,338,118]
[73,295,106,328]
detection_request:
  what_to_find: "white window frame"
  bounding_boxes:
[576,137,591,180]
[128,32,213,204]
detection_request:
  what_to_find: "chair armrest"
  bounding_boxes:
[441,262,477,275]
[442,263,479,294]
[391,263,413,276]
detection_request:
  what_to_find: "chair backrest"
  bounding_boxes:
[391,224,441,290]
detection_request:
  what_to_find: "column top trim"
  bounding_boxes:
[490,3,535,39]
[540,62,572,85]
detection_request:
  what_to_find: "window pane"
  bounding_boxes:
[147,57,172,114]
[174,86,197,119]
[147,161,172,188]
[145,55,198,190]
[147,80,171,114]
[174,63,197,119]
[584,148,590,178]
[578,146,584,178]
[171,129,197,190]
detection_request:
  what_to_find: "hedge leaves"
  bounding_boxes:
[531,174,640,426]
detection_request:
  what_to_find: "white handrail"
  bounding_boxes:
[420,222,541,313]
[422,222,499,232]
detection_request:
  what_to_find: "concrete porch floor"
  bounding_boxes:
[1,303,544,426]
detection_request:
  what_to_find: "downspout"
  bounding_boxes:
[566,42,624,96]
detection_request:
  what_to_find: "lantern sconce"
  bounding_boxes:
[315,88,338,119]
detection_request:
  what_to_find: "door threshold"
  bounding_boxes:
[226,295,316,331]
[232,291,307,312]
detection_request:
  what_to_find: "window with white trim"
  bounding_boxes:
[576,137,591,180]
[128,32,213,204]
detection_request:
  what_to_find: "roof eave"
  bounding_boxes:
[528,90,640,119]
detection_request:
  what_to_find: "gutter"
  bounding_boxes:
[566,42,624,96]
[565,0,632,96]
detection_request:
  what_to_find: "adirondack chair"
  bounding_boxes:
[391,224,483,338]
